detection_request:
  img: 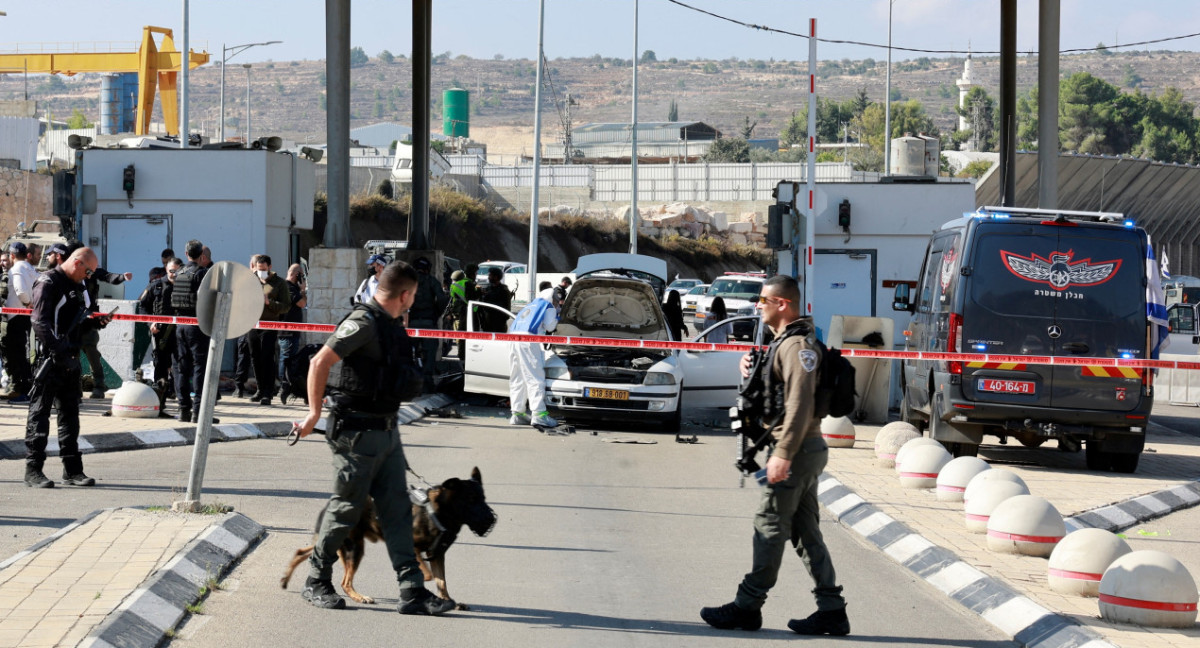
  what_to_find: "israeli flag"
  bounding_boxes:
[1160,246,1171,280]
[1146,236,1170,357]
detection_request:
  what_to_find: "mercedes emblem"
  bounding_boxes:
[1047,325,1062,339]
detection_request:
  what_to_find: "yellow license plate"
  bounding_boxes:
[584,388,629,401]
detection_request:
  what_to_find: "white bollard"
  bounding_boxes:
[963,469,1027,507]
[898,444,952,489]
[985,495,1065,557]
[111,381,161,419]
[964,479,1029,533]
[936,456,990,502]
[1099,550,1198,628]
[895,437,943,474]
[1048,529,1131,597]
[821,416,857,448]
[876,425,920,469]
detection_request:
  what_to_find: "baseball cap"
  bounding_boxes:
[366,253,390,266]
[47,243,69,257]
[8,241,26,255]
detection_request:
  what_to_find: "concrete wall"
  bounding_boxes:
[0,168,52,237]
[305,247,365,342]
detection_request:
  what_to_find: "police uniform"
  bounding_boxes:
[25,267,104,486]
[247,270,290,404]
[308,300,426,595]
[447,275,477,359]
[408,270,445,391]
[137,275,176,387]
[169,260,209,420]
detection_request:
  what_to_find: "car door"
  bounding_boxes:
[1167,303,1200,355]
[464,301,515,397]
[678,315,762,409]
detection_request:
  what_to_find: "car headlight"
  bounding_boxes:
[545,366,570,380]
[737,306,756,316]
[644,372,676,386]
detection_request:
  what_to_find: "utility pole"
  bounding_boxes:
[629,0,640,254]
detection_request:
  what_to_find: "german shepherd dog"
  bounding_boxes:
[281,467,496,609]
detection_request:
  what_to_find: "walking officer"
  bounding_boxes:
[292,260,453,615]
[700,275,850,636]
[169,240,210,423]
[24,248,112,488]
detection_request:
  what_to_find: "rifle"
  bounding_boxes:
[730,345,780,479]
[28,303,92,400]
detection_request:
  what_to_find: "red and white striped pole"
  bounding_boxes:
[805,18,817,316]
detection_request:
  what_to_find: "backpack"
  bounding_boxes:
[813,340,857,419]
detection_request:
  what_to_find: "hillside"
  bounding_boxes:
[9,50,1200,158]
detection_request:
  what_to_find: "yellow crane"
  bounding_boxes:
[0,25,210,136]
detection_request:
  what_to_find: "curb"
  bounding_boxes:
[0,393,452,460]
[1064,480,1200,533]
[818,473,1118,648]
[79,512,265,648]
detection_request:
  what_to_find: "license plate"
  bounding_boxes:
[978,378,1036,394]
[584,387,629,401]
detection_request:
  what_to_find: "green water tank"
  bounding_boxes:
[443,88,469,137]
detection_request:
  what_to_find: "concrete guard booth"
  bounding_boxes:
[72,148,316,385]
[776,181,975,416]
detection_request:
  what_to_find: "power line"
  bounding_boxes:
[664,0,1200,56]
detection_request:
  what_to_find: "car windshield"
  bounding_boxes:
[709,278,762,300]
[686,285,708,295]
[668,280,697,290]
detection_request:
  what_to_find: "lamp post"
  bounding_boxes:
[218,40,280,142]
[884,0,894,175]
[243,64,252,144]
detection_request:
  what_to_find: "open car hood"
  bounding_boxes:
[555,277,668,341]
[572,253,668,282]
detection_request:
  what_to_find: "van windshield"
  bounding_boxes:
[967,223,1145,357]
[709,278,763,300]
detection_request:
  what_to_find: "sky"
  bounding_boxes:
[4,1,1200,65]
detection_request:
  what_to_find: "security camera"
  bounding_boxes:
[300,146,323,163]
[67,134,93,150]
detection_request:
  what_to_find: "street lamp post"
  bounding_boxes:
[218,40,281,142]
[884,0,894,175]
[243,64,252,144]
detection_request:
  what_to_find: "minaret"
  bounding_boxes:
[956,44,976,135]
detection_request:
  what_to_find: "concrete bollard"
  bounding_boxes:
[1099,550,1198,628]
[111,381,160,419]
[1048,529,1132,597]
[936,456,990,502]
[895,437,944,474]
[821,416,856,448]
[963,469,1027,506]
[964,479,1029,533]
[985,495,1065,557]
[875,425,921,468]
[898,444,952,489]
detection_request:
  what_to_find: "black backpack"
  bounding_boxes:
[813,340,857,419]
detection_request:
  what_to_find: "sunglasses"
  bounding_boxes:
[756,295,792,305]
[84,268,95,278]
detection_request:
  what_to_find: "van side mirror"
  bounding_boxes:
[892,283,914,312]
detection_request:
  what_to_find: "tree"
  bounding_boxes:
[378,49,394,64]
[740,116,757,139]
[350,46,369,68]
[955,86,997,151]
[667,99,678,122]
[1096,42,1113,56]
[1121,64,1143,89]
[703,136,750,163]
[640,50,657,64]
[780,97,858,147]
[66,109,92,129]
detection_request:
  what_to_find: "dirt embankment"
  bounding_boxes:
[305,189,770,282]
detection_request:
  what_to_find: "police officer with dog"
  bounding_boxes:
[293,260,454,615]
[700,275,850,636]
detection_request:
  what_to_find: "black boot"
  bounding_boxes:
[62,472,96,487]
[24,467,54,488]
[398,588,455,616]
[788,607,850,636]
[700,601,762,631]
[301,577,345,609]
[178,408,192,423]
[192,410,220,424]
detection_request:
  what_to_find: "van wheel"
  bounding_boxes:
[1017,435,1046,448]
[1109,451,1140,474]
[900,393,927,432]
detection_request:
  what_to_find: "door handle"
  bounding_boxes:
[1061,342,1089,354]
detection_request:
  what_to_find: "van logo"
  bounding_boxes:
[1047,325,1062,339]
[939,249,958,291]
[1001,249,1121,291]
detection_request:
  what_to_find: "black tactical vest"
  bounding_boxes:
[327,304,423,414]
[757,319,812,426]
[170,263,202,312]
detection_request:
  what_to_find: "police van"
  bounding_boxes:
[892,207,1156,473]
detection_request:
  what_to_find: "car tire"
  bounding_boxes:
[1084,442,1109,471]
[1109,451,1140,474]
[900,389,927,432]
[663,402,682,433]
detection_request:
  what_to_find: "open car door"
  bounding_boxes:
[678,315,763,409]
[464,301,516,397]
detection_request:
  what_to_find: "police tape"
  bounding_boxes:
[3,306,1198,371]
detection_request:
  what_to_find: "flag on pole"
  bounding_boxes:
[1160,246,1171,280]
[1147,236,1170,357]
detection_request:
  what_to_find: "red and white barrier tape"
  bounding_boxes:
[4,306,1198,371]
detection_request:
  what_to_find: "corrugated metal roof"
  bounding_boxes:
[348,122,447,150]
[572,121,719,145]
[975,152,1200,276]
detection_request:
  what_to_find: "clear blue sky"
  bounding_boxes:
[6,1,1200,65]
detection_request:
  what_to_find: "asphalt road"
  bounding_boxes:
[1,410,1017,648]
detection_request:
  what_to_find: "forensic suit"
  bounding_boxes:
[508,288,558,427]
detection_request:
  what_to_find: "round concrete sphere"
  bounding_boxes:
[1048,529,1132,597]
[895,437,944,474]
[1099,550,1199,628]
[986,495,1065,557]
[821,416,856,448]
[898,444,952,488]
[111,381,160,419]
[876,426,921,468]
[964,479,1029,533]
[875,421,919,454]
[936,456,991,502]
[963,469,1028,507]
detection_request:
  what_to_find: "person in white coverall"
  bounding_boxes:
[509,288,559,428]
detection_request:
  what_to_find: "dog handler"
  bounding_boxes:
[508,287,559,428]
[700,275,850,636]
[293,260,454,615]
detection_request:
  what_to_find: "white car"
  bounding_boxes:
[693,273,766,329]
[476,261,528,295]
[681,283,710,319]
[463,255,763,430]
[665,278,703,301]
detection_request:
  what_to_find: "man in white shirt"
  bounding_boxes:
[354,254,389,305]
[2,242,39,401]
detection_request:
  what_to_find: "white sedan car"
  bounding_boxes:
[464,275,762,431]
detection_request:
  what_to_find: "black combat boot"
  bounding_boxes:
[788,607,850,636]
[178,408,192,423]
[398,588,455,616]
[62,472,96,487]
[700,601,762,631]
[24,467,54,488]
[301,577,345,609]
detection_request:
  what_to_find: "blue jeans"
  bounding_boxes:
[278,332,300,385]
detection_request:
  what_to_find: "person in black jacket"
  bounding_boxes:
[24,247,112,488]
[138,259,181,390]
[663,290,688,341]
[170,240,211,423]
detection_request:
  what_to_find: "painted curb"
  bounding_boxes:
[78,512,265,648]
[0,393,452,460]
[818,473,1121,648]
[1064,481,1200,533]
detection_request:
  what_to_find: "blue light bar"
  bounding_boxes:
[972,343,987,351]
[1123,220,1135,228]
[1120,352,1134,359]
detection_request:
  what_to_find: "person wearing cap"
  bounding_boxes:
[355,254,389,305]
[409,256,446,393]
[1,242,38,401]
[508,287,559,428]
[43,242,69,270]
[445,269,477,359]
